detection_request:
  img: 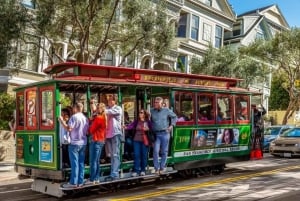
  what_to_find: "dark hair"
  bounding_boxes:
[139,109,150,121]
[222,129,234,144]
[62,108,71,117]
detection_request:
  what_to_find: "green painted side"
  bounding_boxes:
[171,124,251,162]
[15,131,58,170]
[170,150,250,163]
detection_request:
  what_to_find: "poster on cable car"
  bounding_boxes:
[39,136,53,162]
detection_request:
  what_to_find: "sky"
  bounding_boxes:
[228,0,300,27]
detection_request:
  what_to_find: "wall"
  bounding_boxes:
[0,130,15,162]
[268,110,297,126]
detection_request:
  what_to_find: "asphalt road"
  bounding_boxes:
[1,154,300,201]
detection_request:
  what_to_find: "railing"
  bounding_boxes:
[168,0,184,5]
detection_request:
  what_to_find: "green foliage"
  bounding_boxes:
[0,93,15,130]
[269,73,289,110]
[241,28,300,124]
[0,0,29,68]
[35,0,174,64]
[190,45,268,88]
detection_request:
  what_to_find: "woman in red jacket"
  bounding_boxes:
[86,103,106,184]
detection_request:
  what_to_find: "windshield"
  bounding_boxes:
[280,128,300,137]
[264,127,281,136]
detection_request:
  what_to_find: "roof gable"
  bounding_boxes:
[239,4,289,28]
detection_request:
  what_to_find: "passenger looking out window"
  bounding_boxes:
[175,92,194,123]
[198,94,214,123]
[217,95,233,122]
[235,95,249,122]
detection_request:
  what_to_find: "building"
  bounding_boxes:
[224,4,290,111]
[0,0,236,94]
[0,1,291,106]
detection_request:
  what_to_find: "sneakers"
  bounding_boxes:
[154,170,160,175]
[160,168,168,174]
[84,179,94,185]
[131,172,138,177]
[93,180,100,184]
[140,172,146,176]
[62,183,77,188]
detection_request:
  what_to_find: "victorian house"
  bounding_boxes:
[0,0,236,94]
[224,4,290,110]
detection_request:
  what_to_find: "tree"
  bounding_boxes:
[269,73,289,110]
[0,93,15,130]
[190,45,268,88]
[0,0,29,68]
[31,0,174,65]
[242,28,300,124]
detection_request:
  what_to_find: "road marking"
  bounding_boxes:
[110,165,300,201]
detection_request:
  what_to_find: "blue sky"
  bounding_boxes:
[228,0,300,27]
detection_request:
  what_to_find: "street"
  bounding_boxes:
[1,154,300,201]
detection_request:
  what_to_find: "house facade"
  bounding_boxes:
[0,1,291,109]
[0,0,236,94]
[224,4,290,111]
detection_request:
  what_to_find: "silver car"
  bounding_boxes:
[269,127,300,157]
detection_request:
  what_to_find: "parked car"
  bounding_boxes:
[263,125,295,152]
[269,127,300,157]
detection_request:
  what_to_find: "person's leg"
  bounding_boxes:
[95,142,104,181]
[141,143,149,173]
[68,144,79,185]
[89,141,96,181]
[159,132,170,171]
[153,134,161,172]
[109,135,121,178]
[78,145,86,185]
[133,141,141,174]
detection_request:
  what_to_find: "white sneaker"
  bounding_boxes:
[160,168,168,174]
[140,171,145,176]
[131,172,138,177]
[84,179,94,185]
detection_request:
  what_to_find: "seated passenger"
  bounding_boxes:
[177,112,188,122]
[217,112,224,122]
[198,111,208,121]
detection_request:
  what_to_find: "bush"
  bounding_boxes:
[0,93,15,130]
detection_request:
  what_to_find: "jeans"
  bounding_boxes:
[106,135,121,178]
[89,141,104,181]
[133,141,149,173]
[124,137,133,160]
[68,144,86,185]
[153,131,170,171]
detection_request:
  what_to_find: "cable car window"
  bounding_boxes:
[217,95,233,123]
[41,89,54,128]
[197,94,214,123]
[235,95,249,123]
[16,93,24,128]
[175,91,194,123]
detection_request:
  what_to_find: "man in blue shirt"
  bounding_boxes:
[150,97,177,174]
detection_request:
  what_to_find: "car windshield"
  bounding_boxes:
[280,128,300,137]
[264,127,281,136]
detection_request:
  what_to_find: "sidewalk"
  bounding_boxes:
[0,160,20,184]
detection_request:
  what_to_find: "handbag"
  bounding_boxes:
[146,130,156,144]
[142,131,149,146]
